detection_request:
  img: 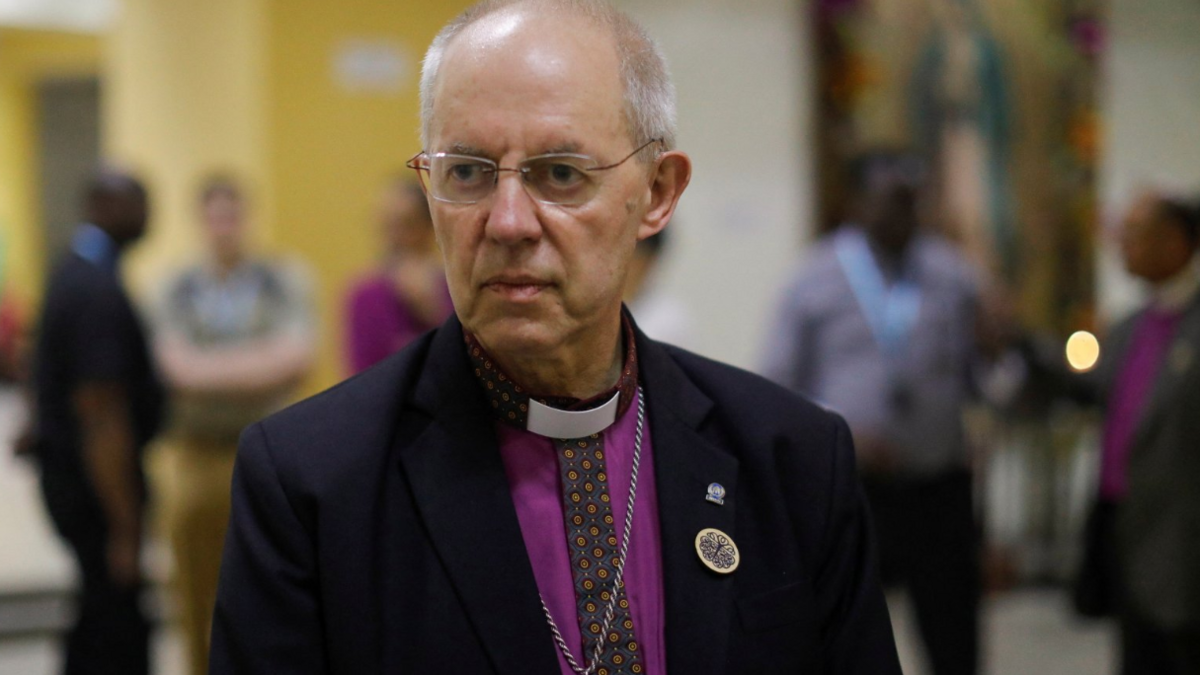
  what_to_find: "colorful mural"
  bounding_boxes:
[813,0,1105,334]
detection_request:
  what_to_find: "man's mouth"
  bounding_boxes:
[483,276,552,301]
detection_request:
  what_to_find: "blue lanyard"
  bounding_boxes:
[835,228,922,357]
[71,223,118,273]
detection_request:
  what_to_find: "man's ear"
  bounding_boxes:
[638,150,691,240]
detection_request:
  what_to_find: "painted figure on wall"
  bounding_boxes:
[910,0,1017,284]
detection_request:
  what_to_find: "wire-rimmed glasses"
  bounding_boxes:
[406,138,662,206]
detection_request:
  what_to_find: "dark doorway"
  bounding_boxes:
[37,77,101,266]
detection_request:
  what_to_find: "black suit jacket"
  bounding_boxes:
[1097,294,1200,630]
[210,316,900,674]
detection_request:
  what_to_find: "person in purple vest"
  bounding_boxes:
[343,178,452,375]
[1093,190,1200,674]
[209,1,901,673]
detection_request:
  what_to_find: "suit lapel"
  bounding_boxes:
[397,317,560,675]
[1099,315,1138,394]
[1131,297,1200,449]
[638,334,740,675]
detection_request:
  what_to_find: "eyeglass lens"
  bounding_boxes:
[425,154,601,206]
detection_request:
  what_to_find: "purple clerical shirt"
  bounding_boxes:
[496,387,667,675]
[1100,308,1182,500]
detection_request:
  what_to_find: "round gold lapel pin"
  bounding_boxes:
[695,528,739,574]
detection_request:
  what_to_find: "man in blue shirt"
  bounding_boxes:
[765,150,983,675]
[28,170,164,675]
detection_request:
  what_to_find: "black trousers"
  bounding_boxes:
[1079,498,1200,674]
[863,468,980,675]
[41,471,150,675]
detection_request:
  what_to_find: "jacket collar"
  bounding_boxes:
[400,314,561,674]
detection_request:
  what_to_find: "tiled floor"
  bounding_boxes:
[0,631,185,675]
[0,589,1114,675]
[0,390,73,595]
[0,388,185,675]
[0,388,1115,674]
[891,590,1114,674]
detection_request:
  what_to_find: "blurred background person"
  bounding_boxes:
[622,228,694,348]
[763,149,984,675]
[0,283,24,465]
[1082,190,1200,674]
[0,227,22,384]
[151,175,315,675]
[1,275,29,467]
[25,170,164,675]
[0,289,22,385]
[343,178,451,375]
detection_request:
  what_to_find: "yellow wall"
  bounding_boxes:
[105,0,270,296]
[265,0,468,391]
[0,29,100,309]
[104,0,470,394]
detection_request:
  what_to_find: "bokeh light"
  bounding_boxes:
[1066,331,1101,372]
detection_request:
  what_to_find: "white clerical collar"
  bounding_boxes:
[1153,253,1200,312]
[526,392,620,439]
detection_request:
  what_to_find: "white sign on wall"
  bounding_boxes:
[0,0,116,32]
[333,39,411,95]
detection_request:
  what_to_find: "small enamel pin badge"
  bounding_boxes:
[706,482,726,506]
[695,528,740,574]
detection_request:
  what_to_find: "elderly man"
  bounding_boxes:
[210,1,899,673]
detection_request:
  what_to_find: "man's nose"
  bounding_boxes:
[484,172,543,245]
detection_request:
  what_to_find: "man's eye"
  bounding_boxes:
[447,163,486,183]
[548,163,584,185]
[530,162,586,187]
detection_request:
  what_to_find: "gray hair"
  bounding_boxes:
[419,0,677,155]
